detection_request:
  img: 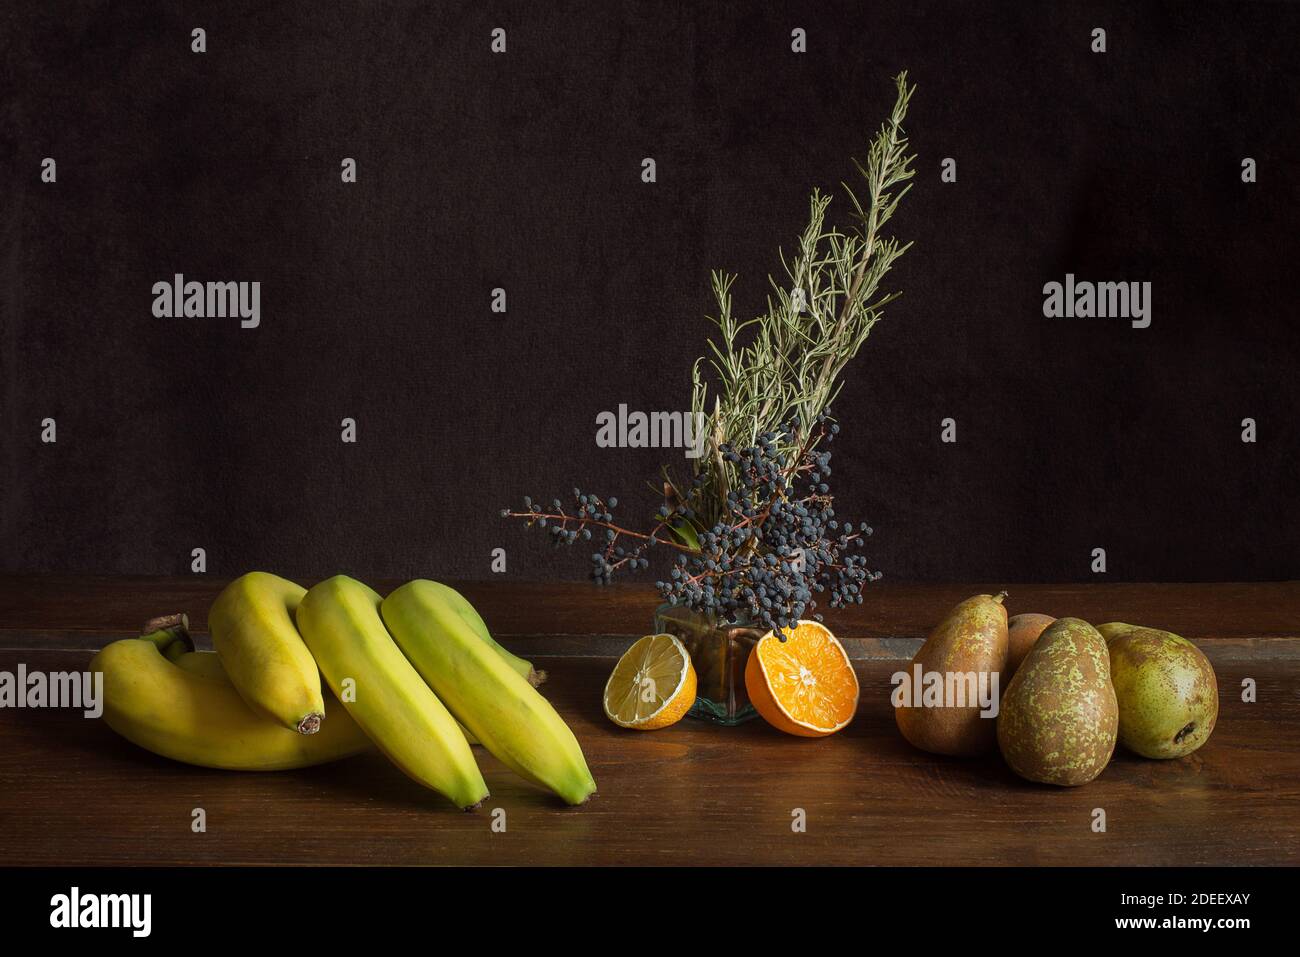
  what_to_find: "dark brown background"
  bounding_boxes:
[2,1,1297,584]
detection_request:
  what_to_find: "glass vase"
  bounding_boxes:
[653,602,763,725]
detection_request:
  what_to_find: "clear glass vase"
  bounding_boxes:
[654,602,764,725]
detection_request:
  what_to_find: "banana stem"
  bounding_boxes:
[143,612,189,635]
[139,613,194,657]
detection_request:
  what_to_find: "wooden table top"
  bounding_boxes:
[1,576,1297,866]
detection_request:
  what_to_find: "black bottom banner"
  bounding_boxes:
[0,865,1285,943]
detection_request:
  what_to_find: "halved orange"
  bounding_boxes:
[745,620,859,737]
[603,633,697,730]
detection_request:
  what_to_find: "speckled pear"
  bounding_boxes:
[894,592,1009,756]
[1007,613,1055,677]
[997,617,1117,786]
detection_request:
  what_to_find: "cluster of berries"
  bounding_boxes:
[657,414,877,631]
[502,412,879,634]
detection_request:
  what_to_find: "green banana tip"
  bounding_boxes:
[567,784,598,807]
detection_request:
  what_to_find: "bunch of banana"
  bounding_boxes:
[295,576,490,810]
[92,622,370,771]
[209,572,324,734]
[94,571,592,811]
[383,579,597,806]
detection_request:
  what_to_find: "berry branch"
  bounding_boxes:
[499,73,915,636]
[503,412,880,633]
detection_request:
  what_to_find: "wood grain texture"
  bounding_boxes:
[0,577,1297,866]
[2,576,1298,639]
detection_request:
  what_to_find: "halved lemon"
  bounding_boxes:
[745,620,859,737]
[603,633,697,730]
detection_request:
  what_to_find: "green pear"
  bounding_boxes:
[997,618,1117,786]
[1099,623,1218,759]
[1096,622,1138,644]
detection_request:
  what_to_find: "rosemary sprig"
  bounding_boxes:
[501,72,915,628]
[682,72,916,528]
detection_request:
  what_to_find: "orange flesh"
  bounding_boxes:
[750,622,858,735]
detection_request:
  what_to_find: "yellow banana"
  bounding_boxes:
[401,581,532,745]
[209,572,324,734]
[421,580,547,687]
[163,644,234,678]
[93,630,370,771]
[410,581,545,746]
[382,579,596,806]
[192,589,501,748]
[295,575,488,810]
